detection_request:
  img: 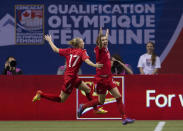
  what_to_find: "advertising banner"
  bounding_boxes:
[125,74,183,120]
[0,75,182,120]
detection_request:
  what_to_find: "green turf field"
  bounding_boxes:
[0,121,182,131]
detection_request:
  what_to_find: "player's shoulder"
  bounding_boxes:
[72,48,87,55]
[70,48,81,52]
[59,48,71,55]
[61,48,71,51]
[82,49,89,56]
[94,46,99,50]
[78,48,87,53]
[82,49,87,51]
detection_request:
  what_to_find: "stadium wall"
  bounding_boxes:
[0,75,183,120]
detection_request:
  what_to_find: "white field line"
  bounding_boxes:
[154,121,166,131]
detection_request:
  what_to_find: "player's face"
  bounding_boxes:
[146,42,154,54]
[101,36,108,48]
[79,39,84,49]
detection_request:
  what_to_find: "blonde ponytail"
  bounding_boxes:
[68,37,82,48]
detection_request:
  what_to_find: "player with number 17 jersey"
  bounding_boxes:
[59,48,89,94]
[59,48,89,76]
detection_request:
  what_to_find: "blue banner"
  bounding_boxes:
[0,0,182,74]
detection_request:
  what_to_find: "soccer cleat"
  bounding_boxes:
[94,107,108,114]
[122,118,135,125]
[32,90,42,102]
[77,104,84,118]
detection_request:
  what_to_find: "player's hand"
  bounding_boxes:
[44,35,52,42]
[96,63,103,69]
[97,27,103,48]
[111,57,118,62]
[99,27,103,36]
[105,29,109,39]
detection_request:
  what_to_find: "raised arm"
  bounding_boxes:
[118,61,133,74]
[112,57,133,74]
[85,59,103,69]
[105,29,109,39]
[44,35,59,53]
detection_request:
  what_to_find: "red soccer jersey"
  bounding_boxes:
[94,46,112,76]
[59,48,89,76]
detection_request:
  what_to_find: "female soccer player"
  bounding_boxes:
[32,35,105,113]
[78,28,135,125]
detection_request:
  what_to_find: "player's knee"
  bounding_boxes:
[84,87,91,94]
[113,93,121,98]
[60,99,65,103]
[117,94,122,98]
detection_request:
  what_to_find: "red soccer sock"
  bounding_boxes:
[40,92,61,103]
[83,99,100,109]
[116,97,126,119]
[85,92,98,110]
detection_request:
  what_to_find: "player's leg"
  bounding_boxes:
[80,94,105,109]
[59,90,70,102]
[78,81,107,114]
[77,82,107,117]
[32,89,70,103]
[32,76,72,103]
[109,87,124,115]
[81,93,106,109]
[75,80,93,101]
[78,94,106,117]
[78,81,92,100]
[108,77,125,117]
[94,93,108,114]
[110,87,135,125]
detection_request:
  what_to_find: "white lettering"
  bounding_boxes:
[146,90,156,107]
[146,90,176,108]
[179,95,183,107]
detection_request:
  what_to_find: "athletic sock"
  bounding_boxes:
[116,97,126,119]
[40,92,61,103]
[85,92,98,110]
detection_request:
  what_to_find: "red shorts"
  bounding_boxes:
[61,75,82,94]
[95,75,116,94]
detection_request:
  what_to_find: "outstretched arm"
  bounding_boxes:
[85,59,103,69]
[44,35,59,53]
[118,61,133,74]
